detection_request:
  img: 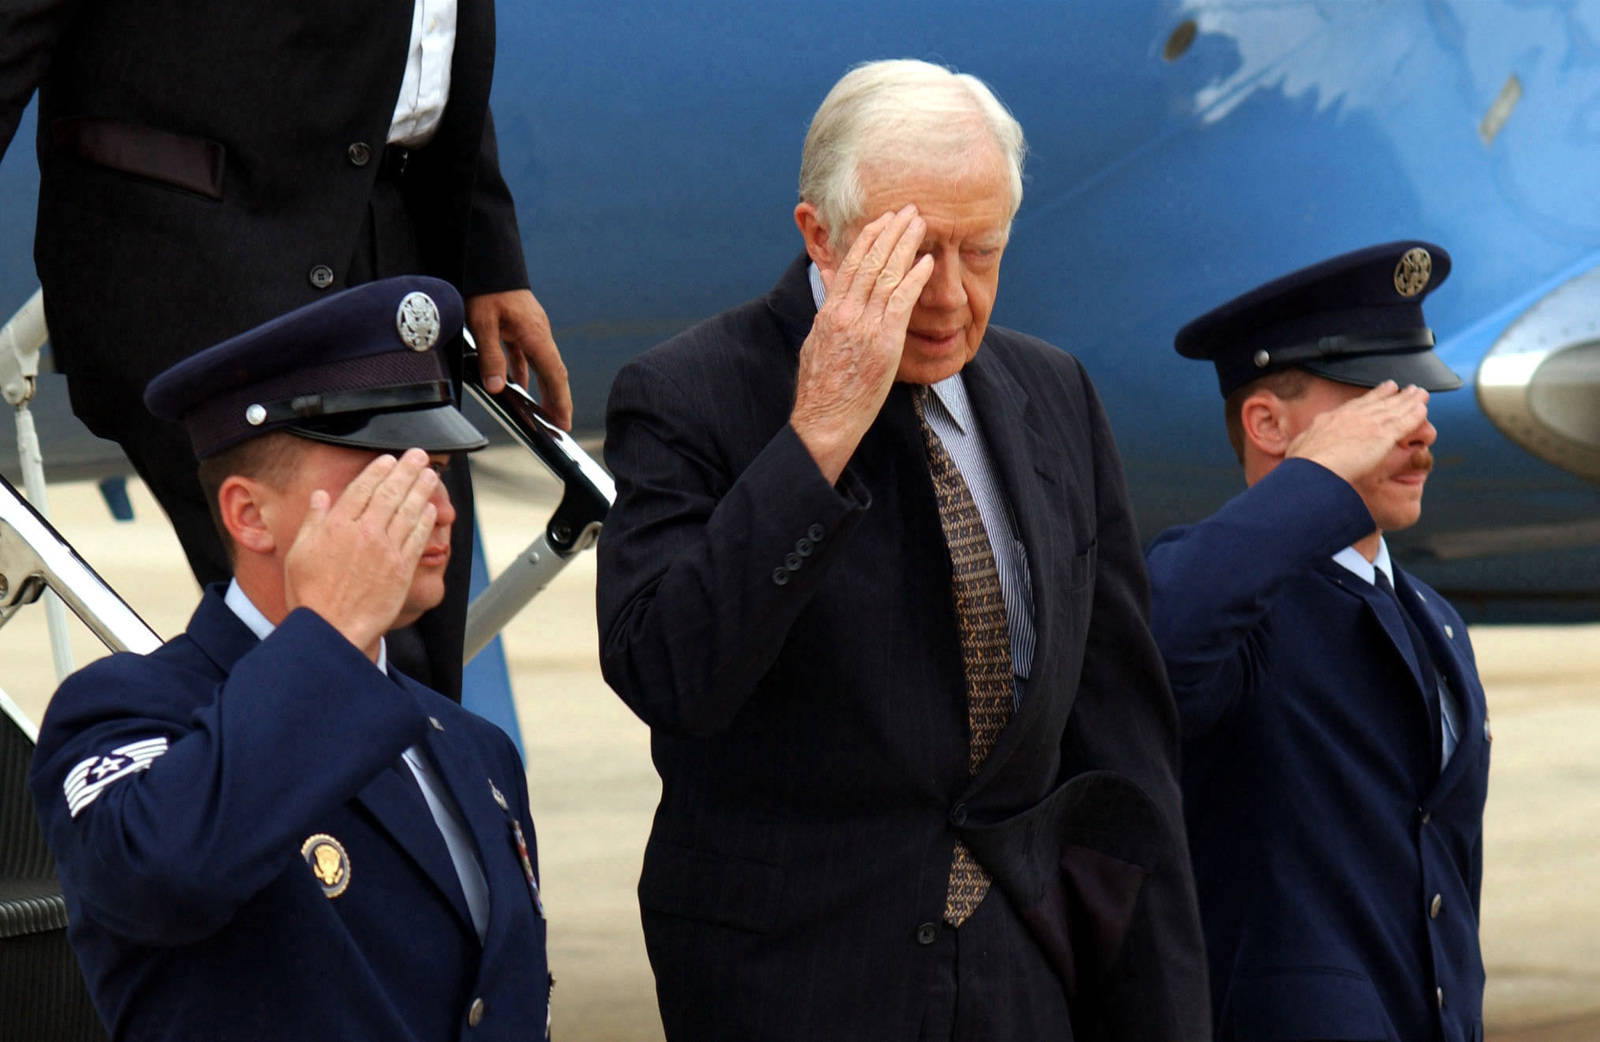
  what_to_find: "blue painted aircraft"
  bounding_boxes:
[4,0,1600,624]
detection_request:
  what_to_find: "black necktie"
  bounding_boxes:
[1375,569,1443,765]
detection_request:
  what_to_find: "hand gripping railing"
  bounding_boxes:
[460,343,615,661]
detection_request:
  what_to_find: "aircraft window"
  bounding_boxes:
[1163,20,1198,62]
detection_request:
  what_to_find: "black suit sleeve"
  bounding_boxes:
[0,0,79,156]
[596,353,869,737]
[1059,362,1212,1039]
[461,107,531,296]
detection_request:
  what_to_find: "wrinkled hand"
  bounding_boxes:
[467,288,572,430]
[1287,381,1429,485]
[791,205,934,483]
[283,448,440,657]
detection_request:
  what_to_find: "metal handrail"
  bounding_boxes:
[0,472,161,656]
[461,343,615,660]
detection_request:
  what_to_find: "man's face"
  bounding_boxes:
[825,144,1013,385]
[1282,377,1437,532]
[266,441,457,626]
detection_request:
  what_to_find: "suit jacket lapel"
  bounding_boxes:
[1320,561,1429,695]
[956,345,1060,788]
[354,751,478,937]
[1394,570,1487,798]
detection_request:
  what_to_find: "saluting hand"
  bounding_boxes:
[283,448,441,658]
[791,205,935,484]
[1287,381,1430,485]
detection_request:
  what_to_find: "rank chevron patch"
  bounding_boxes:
[65,737,170,818]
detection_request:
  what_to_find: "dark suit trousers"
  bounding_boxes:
[89,172,474,701]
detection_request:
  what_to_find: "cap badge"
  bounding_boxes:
[1394,247,1432,298]
[301,833,351,898]
[396,292,442,352]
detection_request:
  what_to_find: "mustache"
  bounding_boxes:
[1407,447,1433,472]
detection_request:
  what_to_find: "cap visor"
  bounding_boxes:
[1301,349,1462,392]
[289,404,489,454]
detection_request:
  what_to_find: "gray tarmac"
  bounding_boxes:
[4,447,1598,1041]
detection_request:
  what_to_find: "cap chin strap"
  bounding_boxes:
[1252,328,1435,371]
[252,380,452,425]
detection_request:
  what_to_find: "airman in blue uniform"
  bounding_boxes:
[28,276,551,1040]
[1147,243,1490,1041]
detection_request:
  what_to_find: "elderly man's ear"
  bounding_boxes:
[794,202,840,278]
[216,477,278,555]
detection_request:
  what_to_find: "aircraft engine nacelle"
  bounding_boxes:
[1477,266,1600,484]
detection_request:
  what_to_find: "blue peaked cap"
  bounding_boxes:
[145,276,488,458]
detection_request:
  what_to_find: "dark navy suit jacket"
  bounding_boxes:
[29,587,549,1041]
[1147,459,1489,1042]
[597,255,1210,1041]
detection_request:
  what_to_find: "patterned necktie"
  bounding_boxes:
[914,387,1014,925]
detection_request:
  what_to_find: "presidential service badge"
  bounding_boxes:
[1394,247,1432,298]
[396,291,441,351]
[301,834,351,898]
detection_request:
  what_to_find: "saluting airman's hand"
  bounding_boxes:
[283,448,440,658]
[1287,381,1430,486]
[791,205,935,484]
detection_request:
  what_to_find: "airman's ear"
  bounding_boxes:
[1240,391,1292,458]
[216,476,276,555]
[793,202,839,276]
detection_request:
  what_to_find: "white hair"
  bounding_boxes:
[798,59,1027,244]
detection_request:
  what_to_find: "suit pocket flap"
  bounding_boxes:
[51,117,226,199]
[638,839,784,935]
[1224,967,1394,1040]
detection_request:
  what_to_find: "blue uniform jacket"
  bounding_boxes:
[28,586,549,1041]
[1147,459,1489,1042]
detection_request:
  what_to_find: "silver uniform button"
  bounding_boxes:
[245,403,267,426]
[467,997,485,1027]
[1429,893,1443,919]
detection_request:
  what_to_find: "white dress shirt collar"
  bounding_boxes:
[223,579,388,673]
[1331,538,1394,589]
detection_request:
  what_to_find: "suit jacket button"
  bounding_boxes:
[807,523,826,542]
[467,997,485,1027]
[785,552,803,571]
[308,264,335,290]
[950,803,968,826]
[915,922,938,945]
[772,568,790,587]
[347,142,372,166]
[795,536,813,557]
[1429,893,1443,918]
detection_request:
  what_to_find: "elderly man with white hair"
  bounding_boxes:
[596,60,1209,1041]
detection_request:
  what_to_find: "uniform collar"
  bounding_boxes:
[1331,537,1393,588]
[224,578,388,672]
